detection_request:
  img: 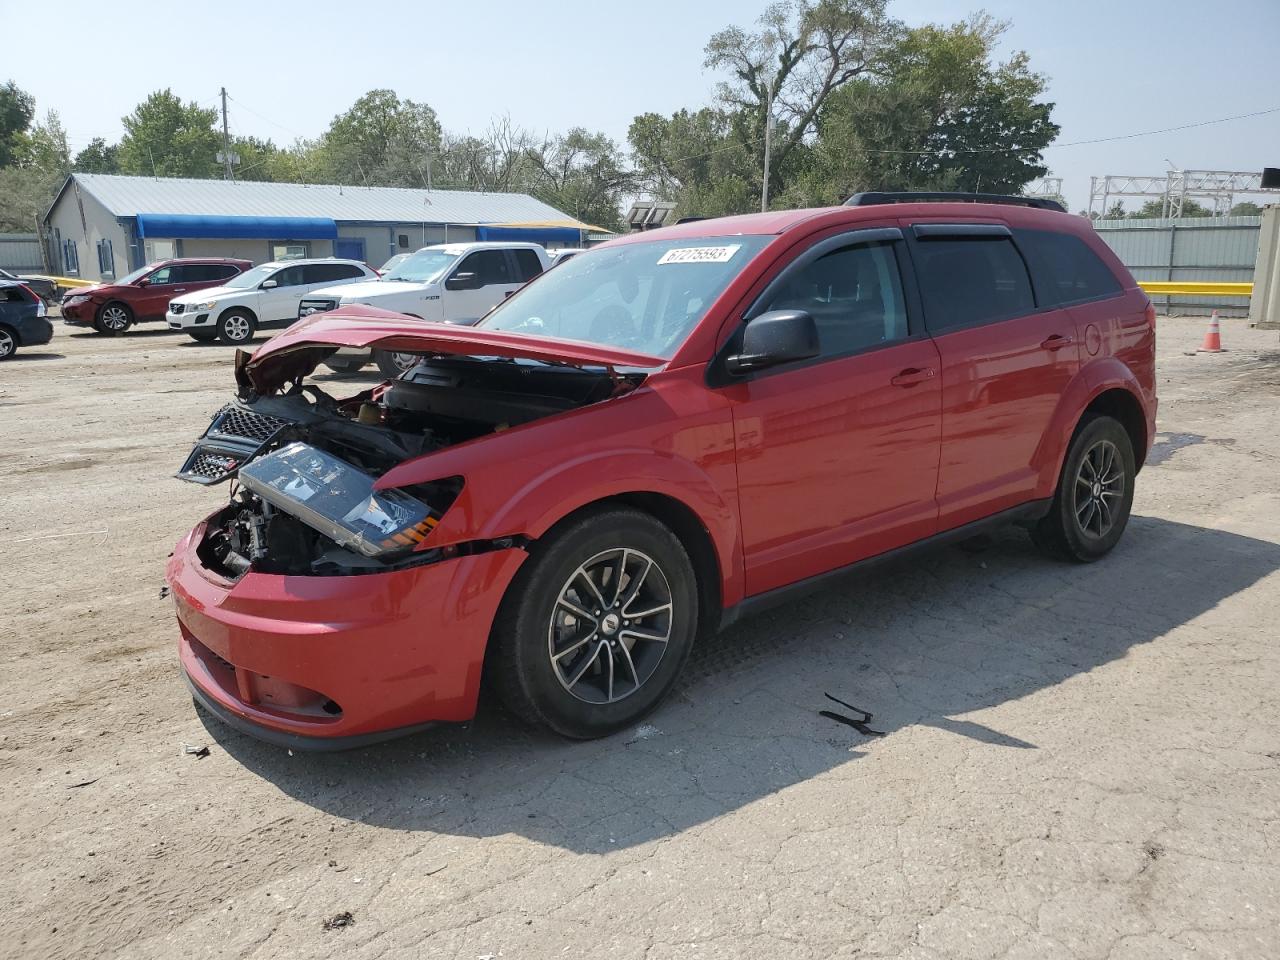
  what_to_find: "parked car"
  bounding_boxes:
[546,248,585,268]
[166,258,376,345]
[0,280,54,360]
[167,194,1155,750]
[61,258,252,334]
[0,268,57,303]
[297,242,550,376]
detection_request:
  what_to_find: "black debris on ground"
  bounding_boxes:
[323,911,355,931]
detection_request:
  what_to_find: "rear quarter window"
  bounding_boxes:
[1015,229,1123,306]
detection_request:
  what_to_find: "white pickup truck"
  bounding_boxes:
[299,241,551,376]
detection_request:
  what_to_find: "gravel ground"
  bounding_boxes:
[2,315,1279,960]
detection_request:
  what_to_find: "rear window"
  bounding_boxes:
[1015,229,1123,306]
[1,286,34,303]
[912,237,1035,332]
[513,249,544,282]
[305,263,366,284]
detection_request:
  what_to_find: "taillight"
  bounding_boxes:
[19,284,47,317]
[1144,300,1156,326]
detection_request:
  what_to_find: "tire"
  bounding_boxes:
[187,330,217,343]
[323,358,368,374]
[94,301,133,335]
[374,349,420,378]
[216,309,257,345]
[1033,415,1135,562]
[0,326,16,360]
[489,507,698,739]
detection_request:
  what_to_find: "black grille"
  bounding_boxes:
[170,302,185,314]
[184,449,241,482]
[212,405,289,444]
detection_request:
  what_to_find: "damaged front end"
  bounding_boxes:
[177,310,661,579]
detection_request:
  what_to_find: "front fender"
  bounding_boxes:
[1032,358,1148,497]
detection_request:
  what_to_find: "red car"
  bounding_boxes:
[166,194,1156,750]
[61,257,252,334]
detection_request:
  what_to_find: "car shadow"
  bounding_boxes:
[207,515,1280,853]
[6,351,66,361]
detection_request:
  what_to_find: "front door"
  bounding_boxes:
[725,231,943,596]
[443,250,522,323]
[135,263,187,320]
[906,223,1081,529]
[257,263,311,324]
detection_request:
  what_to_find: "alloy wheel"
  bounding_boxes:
[223,315,251,342]
[547,548,674,705]
[391,352,418,372]
[1073,439,1124,538]
[101,306,129,331]
[0,329,14,359]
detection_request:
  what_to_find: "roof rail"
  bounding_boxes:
[844,191,1066,213]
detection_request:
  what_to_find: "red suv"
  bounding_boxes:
[166,194,1155,750]
[61,257,251,334]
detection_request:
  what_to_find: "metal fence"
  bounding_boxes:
[0,233,45,273]
[1092,216,1261,316]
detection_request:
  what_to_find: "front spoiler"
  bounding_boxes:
[185,669,436,752]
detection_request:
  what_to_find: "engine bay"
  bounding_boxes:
[180,354,636,578]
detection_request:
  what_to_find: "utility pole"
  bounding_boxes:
[220,87,234,182]
[761,78,773,213]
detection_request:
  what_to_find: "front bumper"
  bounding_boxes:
[166,520,527,748]
[61,298,97,325]
[166,308,212,330]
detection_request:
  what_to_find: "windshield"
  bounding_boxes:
[383,249,459,283]
[479,236,771,357]
[223,264,278,289]
[119,264,157,285]
[379,253,411,273]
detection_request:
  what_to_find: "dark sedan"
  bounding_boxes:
[0,280,54,359]
[0,268,57,303]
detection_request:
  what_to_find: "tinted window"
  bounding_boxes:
[913,237,1034,332]
[210,264,242,281]
[513,249,544,282]
[457,250,513,286]
[1,286,31,303]
[303,263,365,284]
[271,265,308,287]
[178,263,240,283]
[1016,229,1123,306]
[760,241,908,358]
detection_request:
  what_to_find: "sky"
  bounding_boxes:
[3,0,1278,212]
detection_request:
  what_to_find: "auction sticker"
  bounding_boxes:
[658,244,742,265]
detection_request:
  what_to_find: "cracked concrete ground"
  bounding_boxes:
[2,315,1279,960]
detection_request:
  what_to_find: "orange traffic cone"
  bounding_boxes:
[1198,310,1224,353]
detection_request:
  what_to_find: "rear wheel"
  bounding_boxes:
[0,326,16,360]
[374,349,420,378]
[216,309,257,345]
[94,301,133,335]
[1033,415,1135,562]
[489,507,698,739]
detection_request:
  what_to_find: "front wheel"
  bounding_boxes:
[94,302,133,335]
[1033,415,1135,562]
[216,309,257,345]
[373,349,420,378]
[488,507,698,738]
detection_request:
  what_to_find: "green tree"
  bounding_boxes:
[316,89,442,187]
[628,108,758,218]
[704,0,902,203]
[1228,201,1262,217]
[0,111,71,233]
[525,128,635,230]
[1128,198,1212,218]
[0,80,35,169]
[795,16,1056,203]
[73,137,120,173]
[118,90,220,177]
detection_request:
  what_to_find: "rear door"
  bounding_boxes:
[906,222,1080,529]
[724,228,943,595]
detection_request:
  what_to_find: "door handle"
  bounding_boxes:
[173,288,187,293]
[1040,334,1073,350]
[890,367,936,387]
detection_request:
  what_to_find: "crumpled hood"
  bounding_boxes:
[238,305,667,395]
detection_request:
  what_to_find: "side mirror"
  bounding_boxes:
[260,279,278,289]
[136,278,151,288]
[725,309,820,376]
[445,271,480,291]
